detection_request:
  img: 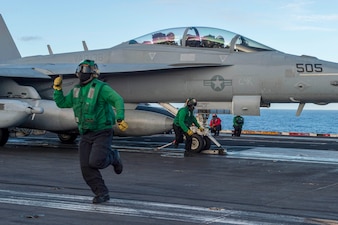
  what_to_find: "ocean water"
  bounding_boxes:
[214,109,338,134]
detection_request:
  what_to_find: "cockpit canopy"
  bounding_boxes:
[128,26,274,52]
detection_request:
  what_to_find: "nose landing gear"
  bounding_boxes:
[190,128,226,155]
[155,128,226,155]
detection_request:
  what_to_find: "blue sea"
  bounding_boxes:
[215,109,338,134]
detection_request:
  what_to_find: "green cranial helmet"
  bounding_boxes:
[75,59,100,77]
[186,98,197,107]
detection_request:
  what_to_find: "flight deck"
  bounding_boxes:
[1,134,338,224]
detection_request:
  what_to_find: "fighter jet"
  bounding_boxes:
[0,15,176,146]
[1,14,338,147]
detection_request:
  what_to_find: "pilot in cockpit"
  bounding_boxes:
[166,32,177,45]
[214,35,225,48]
[152,32,166,44]
[201,35,225,48]
[186,34,201,47]
[202,35,215,48]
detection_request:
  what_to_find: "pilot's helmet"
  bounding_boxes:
[75,59,100,77]
[167,32,175,40]
[215,35,225,47]
[216,35,224,42]
[186,98,197,107]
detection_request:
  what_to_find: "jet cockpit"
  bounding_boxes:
[129,26,274,53]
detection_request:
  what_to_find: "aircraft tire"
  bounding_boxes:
[0,128,9,146]
[191,134,204,153]
[203,136,211,150]
[58,133,78,144]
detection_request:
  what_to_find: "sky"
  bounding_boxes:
[2,0,338,110]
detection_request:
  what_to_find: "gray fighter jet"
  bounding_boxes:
[1,14,338,146]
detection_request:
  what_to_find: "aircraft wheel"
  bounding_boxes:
[203,136,211,150]
[0,128,9,146]
[191,134,204,153]
[58,133,78,143]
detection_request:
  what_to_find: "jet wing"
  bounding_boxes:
[0,62,230,79]
[0,67,51,79]
[0,63,77,79]
[0,64,148,78]
[99,63,230,73]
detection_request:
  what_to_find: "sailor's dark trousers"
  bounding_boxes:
[79,128,114,196]
[173,124,193,151]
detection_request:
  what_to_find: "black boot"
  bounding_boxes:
[112,150,123,174]
[92,193,110,204]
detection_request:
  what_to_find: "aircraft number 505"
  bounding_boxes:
[296,63,323,73]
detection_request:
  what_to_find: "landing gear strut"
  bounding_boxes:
[0,128,9,146]
[155,129,225,155]
[57,133,78,143]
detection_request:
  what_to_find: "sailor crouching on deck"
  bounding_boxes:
[173,98,204,156]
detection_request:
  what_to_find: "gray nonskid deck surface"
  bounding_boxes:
[0,134,338,224]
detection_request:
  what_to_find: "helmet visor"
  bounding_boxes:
[187,102,197,107]
[188,98,197,106]
[76,65,92,74]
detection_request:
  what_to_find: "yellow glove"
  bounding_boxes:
[53,76,62,91]
[187,129,193,136]
[117,120,128,131]
[199,127,204,132]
